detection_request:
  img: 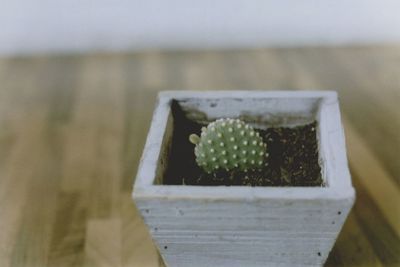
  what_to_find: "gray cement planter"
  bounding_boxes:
[133,91,355,267]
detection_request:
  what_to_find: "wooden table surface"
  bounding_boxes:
[0,46,399,267]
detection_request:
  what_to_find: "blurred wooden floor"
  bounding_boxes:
[0,46,399,267]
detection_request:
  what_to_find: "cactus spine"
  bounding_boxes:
[189,118,267,173]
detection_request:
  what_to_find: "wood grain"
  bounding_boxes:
[0,46,399,266]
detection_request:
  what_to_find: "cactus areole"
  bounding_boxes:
[189,118,268,173]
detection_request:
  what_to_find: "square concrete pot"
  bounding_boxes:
[133,91,355,267]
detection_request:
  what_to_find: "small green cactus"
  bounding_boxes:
[189,118,267,173]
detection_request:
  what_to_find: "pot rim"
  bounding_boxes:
[133,90,354,202]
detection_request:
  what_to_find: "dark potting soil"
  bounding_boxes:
[163,101,323,187]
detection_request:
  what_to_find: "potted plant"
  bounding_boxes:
[133,91,355,267]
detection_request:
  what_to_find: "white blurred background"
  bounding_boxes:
[1,0,400,55]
